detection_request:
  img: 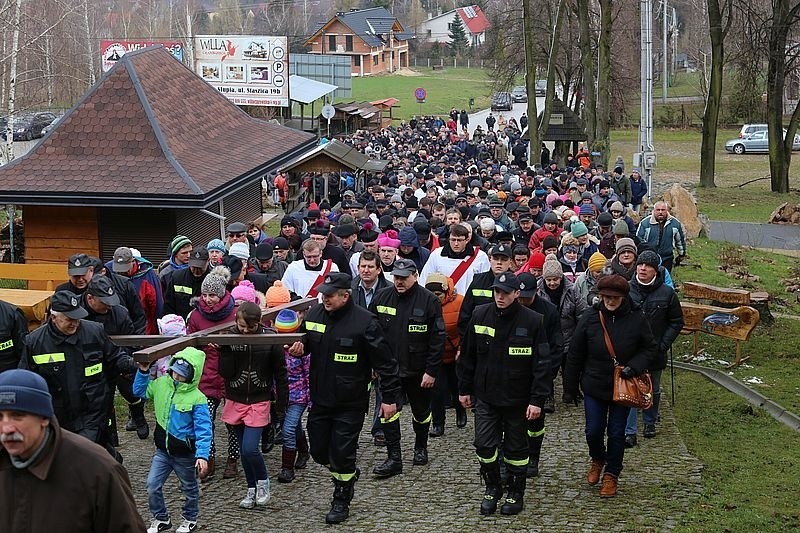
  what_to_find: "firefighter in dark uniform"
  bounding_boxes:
[0,299,28,372]
[517,272,562,478]
[369,258,445,475]
[162,247,210,319]
[287,272,400,524]
[19,291,137,460]
[82,276,149,441]
[457,272,551,516]
[457,244,515,340]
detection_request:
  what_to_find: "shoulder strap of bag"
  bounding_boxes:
[598,311,617,363]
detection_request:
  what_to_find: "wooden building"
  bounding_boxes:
[0,47,316,265]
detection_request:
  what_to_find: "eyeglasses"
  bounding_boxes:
[229,233,244,238]
[449,237,467,243]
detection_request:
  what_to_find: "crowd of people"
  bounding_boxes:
[0,115,689,530]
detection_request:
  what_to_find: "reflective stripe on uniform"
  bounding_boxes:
[408,324,428,333]
[413,412,432,424]
[0,339,13,350]
[477,449,498,463]
[508,347,532,356]
[380,411,401,424]
[174,285,192,295]
[84,363,103,377]
[32,352,65,364]
[306,321,326,333]
[333,353,357,363]
[503,456,530,467]
[471,289,493,297]
[376,305,397,316]
[528,428,546,438]
[330,470,358,482]
[473,325,495,337]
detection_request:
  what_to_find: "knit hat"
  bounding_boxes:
[615,237,637,256]
[571,221,588,238]
[157,314,187,336]
[613,219,629,236]
[479,218,495,231]
[377,230,401,249]
[0,369,54,418]
[274,309,300,333]
[637,250,661,269]
[228,242,250,260]
[610,201,625,214]
[266,281,291,307]
[541,235,559,252]
[542,253,562,279]
[424,272,450,293]
[529,252,546,269]
[579,204,594,216]
[544,212,559,224]
[231,279,258,304]
[169,235,191,256]
[587,252,607,273]
[597,274,629,296]
[207,239,226,253]
[597,212,613,227]
[201,265,230,297]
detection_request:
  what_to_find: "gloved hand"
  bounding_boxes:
[620,366,635,379]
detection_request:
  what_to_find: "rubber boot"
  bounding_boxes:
[373,418,403,478]
[128,400,149,440]
[201,457,215,483]
[295,431,310,470]
[479,461,503,515]
[412,419,430,466]
[500,470,526,515]
[278,448,297,483]
[527,434,543,478]
[325,478,355,524]
[222,457,238,479]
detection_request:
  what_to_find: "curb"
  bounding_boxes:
[672,361,800,432]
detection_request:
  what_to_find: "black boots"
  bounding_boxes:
[527,432,543,478]
[126,400,149,440]
[479,462,503,515]
[456,406,468,428]
[295,431,310,470]
[373,445,403,478]
[278,448,296,483]
[500,472,526,515]
[412,420,429,466]
[325,479,355,524]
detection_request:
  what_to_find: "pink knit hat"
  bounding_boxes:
[377,229,401,249]
[231,279,258,304]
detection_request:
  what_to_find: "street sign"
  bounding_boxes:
[321,104,335,120]
[414,87,427,101]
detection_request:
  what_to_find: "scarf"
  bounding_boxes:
[197,292,235,322]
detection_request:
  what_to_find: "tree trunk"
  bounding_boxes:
[83,0,96,85]
[538,0,567,141]
[699,0,730,188]
[523,0,540,166]
[595,0,612,168]
[577,0,596,146]
[4,0,22,163]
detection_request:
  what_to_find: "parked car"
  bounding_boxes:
[535,79,547,96]
[10,112,57,141]
[725,129,800,154]
[491,92,513,111]
[511,86,527,103]
[738,123,767,138]
[40,114,63,137]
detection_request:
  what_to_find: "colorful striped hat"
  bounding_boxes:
[274,309,299,333]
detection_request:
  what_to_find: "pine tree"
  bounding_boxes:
[447,13,470,58]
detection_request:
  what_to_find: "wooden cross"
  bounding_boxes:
[111,298,315,363]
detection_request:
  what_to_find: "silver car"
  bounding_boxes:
[725,130,800,154]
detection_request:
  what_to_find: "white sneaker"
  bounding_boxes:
[256,479,271,505]
[176,518,197,533]
[239,487,256,509]
[147,518,171,533]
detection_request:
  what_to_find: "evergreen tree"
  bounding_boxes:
[447,13,470,57]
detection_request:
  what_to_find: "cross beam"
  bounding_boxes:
[110,298,315,363]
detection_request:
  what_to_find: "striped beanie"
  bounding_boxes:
[169,235,192,256]
[274,309,300,333]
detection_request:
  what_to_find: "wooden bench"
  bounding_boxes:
[0,263,65,291]
[680,282,760,368]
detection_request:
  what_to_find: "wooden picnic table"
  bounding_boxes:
[0,288,53,329]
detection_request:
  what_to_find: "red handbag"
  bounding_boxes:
[599,312,653,410]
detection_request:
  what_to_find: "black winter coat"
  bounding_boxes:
[457,271,497,339]
[162,268,207,320]
[564,299,656,401]
[628,268,684,370]
[0,300,28,372]
[219,325,288,415]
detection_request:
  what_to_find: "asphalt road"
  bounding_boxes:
[466,98,544,137]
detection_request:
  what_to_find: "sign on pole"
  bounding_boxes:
[101,40,183,72]
[321,104,335,138]
[414,87,427,102]
[193,35,290,107]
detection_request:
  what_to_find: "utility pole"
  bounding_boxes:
[185,1,194,68]
[638,0,656,198]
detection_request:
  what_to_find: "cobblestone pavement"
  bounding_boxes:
[119,388,702,532]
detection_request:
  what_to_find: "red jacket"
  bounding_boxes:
[528,226,561,253]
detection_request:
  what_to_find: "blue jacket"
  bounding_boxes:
[636,215,686,261]
[630,177,648,204]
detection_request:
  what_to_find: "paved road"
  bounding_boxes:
[707,220,800,250]
[466,99,544,137]
[119,385,702,531]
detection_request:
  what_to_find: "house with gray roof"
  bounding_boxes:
[305,7,412,77]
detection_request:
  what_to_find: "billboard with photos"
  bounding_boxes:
[101,41,183,72]
[194,35,289,107]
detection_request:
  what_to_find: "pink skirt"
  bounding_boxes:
[221,399,271,427]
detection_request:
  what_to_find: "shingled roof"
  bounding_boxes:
[0,47,316,208]
[307,8,408,48]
